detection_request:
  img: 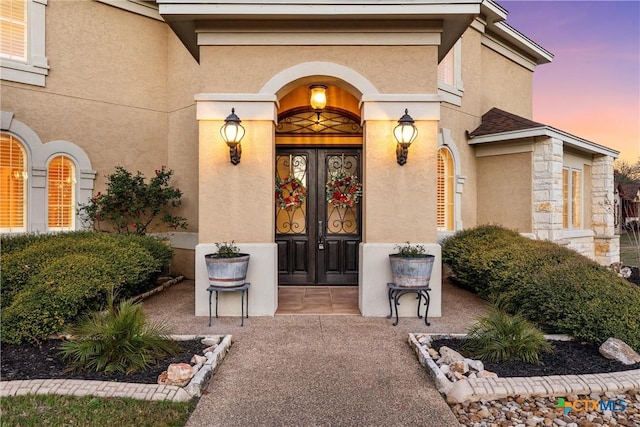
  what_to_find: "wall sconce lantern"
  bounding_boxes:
[393,109,418,165]
[309,85,327,123]
[220,108,245,165]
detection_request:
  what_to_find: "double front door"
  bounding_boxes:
[276,148,362,285]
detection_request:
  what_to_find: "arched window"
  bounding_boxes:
[0,132,28,232]
[437,147,454,231]
[48,155,76,230]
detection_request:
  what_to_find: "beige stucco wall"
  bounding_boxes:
[199,45,438,95]
[165,30,202,232]
[1,0,170,192]
[477,152,533,232]
[479,47,534,119]
[439,107,478,230]
[198,120,275,243]
[363,120,438,243]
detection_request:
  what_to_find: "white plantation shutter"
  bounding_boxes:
[0,0,27,61]
[0,133,27,231]
[438,50,455,86]
[48,156,76,229]
[437,147,454,231]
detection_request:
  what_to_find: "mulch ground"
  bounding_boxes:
[432,338,640,377]
[0,339,205,384]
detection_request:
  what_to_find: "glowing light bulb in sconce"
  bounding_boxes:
[393,109,418,166]
[309,85,327,123]
[220,108,245,165]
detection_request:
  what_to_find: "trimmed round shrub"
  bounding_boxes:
[442,224,640,352]
[1,254,113,344]
[1,231,174,344]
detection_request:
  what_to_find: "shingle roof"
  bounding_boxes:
[468,108,545,137]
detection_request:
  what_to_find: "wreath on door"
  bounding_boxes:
[326,170,362,208]
[275,175,308,210]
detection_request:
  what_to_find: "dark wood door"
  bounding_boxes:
[276,148,362,285]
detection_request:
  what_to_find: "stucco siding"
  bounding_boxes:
[198,45,438,95]
[439,106,478,229]
[480,46,533,119]
[477,152,532,232]
[362,120,438,243]
[2,0,170,193]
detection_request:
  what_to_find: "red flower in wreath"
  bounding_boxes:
[326,171,362,208]
[275,175,308,210]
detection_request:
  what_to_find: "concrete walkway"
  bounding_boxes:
[142,279,489,426]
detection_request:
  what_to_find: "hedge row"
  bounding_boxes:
[1,232,173,344]
[442,225,640,351]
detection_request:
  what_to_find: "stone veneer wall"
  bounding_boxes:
[532,137,563,241]
[563,236,595,260]
[532,141,619,266]
[591,155,620,265]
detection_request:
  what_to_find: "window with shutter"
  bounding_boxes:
[562,166,583,230]
[437,147,454,231]
[0,0,27,61]
[0,133,28,232]
[0,0,48,86]
[48,156,76,230]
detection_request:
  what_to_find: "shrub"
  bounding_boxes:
[1,254,113,344]
[507,259,640,350]
[442,224,640,351]
[1,232,174,344]
[464,308,552,364]
[59,298,179,374]
[77,166,188,235]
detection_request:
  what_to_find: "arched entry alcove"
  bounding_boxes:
[274,84,363,289]
[194,61,444,319]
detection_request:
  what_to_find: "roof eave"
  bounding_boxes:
[489,21,553,65]
[469,126,620,158]
[157,1,483,61]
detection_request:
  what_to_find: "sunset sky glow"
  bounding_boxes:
[500,0,640,162]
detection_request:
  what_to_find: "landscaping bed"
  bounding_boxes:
[1,339,204,384]
[431,338,640,377]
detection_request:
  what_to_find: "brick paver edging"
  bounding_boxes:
[0,335,232,402]
[408,333,640,404]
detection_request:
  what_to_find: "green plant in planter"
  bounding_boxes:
[213,241,241,258]
[393,242,428,257]
[389,242,434,288]
[205,242,250,288]
[463,308,553,365]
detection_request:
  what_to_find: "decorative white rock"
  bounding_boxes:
[599,337,640,365]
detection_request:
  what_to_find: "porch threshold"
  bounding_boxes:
[277,286,360,315]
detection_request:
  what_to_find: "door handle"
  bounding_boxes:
[318,221,324,250]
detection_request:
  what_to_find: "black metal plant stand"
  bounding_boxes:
[386,282,431,326]
[207,282,250,326]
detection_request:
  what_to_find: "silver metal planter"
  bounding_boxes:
[389,254,435,288]
[204,254,250,288]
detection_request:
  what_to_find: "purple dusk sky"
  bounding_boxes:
[500,0,640,162]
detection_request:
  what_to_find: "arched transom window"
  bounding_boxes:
[48,155,76,230]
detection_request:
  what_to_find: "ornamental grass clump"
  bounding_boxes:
[59,297,180,375]
[464,308,553,365]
